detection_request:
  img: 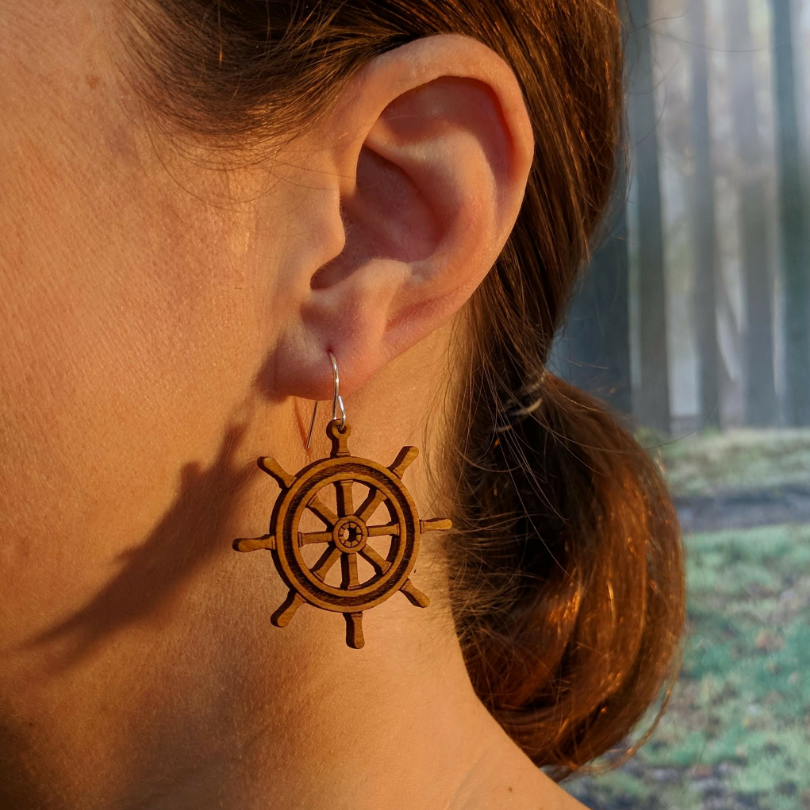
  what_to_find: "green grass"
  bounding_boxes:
[567,522,810,810]
[643,427,810,497]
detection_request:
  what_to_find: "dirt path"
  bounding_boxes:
[675,484,810,533]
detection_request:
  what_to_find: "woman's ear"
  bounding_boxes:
[271,33,534,400]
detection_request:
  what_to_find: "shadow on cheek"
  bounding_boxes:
[16,410,257,675]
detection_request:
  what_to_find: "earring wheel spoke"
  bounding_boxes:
[342,552,360,588]
[366,522,398,537]
[336,479,354,517]
[311,544,341,580]
[359,545,391,575]
[300,531,333,545]
[355,486,387,523]
[307,494,338,528]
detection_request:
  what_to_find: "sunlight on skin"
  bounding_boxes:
[0,3,585,809]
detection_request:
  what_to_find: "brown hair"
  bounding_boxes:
[117,0,686,780]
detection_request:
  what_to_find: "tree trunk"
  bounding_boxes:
[565,174,633,420]
[771,0,810,425]
[688,0,721,429]
[626,0,671,435]
[725,0,778,426]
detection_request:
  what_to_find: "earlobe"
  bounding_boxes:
[271,34,534,402]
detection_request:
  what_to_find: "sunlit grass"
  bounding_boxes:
[567,522,810,810]
[644,427,810,497]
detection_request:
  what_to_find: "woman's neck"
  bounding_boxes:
[0,333,575,810]
[2,524,558,810]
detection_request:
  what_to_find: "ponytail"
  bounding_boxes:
[442,361,685,778]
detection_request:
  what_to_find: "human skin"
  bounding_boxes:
[0,2,584,808]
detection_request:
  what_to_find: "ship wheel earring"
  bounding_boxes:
[232,350,453,649]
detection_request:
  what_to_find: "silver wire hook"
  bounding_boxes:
[305,350,346,449]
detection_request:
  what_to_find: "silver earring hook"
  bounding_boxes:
[305,350,347,449]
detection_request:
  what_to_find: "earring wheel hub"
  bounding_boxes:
[332,515,368,553]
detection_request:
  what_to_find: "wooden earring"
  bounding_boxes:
[232,351,453,649]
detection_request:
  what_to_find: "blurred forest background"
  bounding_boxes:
[553,1,810,808]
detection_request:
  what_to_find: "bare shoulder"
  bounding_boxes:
[513,768,589,810]
[462,738,591,810]
[455,705,591,810]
